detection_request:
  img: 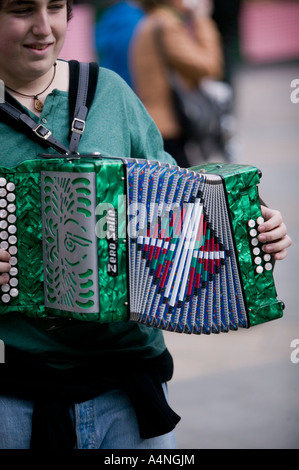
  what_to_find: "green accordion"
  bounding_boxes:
[0,156,284,334]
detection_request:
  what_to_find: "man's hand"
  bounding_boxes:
[258,206,292,261]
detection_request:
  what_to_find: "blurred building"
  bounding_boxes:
[239,0,299,64]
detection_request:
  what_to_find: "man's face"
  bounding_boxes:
[0,0,67,84]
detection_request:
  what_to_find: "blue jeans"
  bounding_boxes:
[0,385,177,449]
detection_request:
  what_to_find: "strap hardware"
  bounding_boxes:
[33,124,52,140]
[71,117,85,135]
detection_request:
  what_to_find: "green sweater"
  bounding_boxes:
[0,63,176,369]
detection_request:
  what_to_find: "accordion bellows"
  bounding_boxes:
[0,157,284,334]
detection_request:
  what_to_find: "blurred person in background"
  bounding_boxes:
[95,0,144,87]
[130,0,223,167]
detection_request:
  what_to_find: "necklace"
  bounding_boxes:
[5,63,57,112]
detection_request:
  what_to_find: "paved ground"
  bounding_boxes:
[164,61,299,449]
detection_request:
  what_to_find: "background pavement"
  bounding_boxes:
[164,61,299,449]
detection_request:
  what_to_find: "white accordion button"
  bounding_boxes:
[7,214,16,224]
[1,283,10,292]
[9,278,18,287]
[6,182,15,192]
[9,246,18,255]
[7,193,16,203]
[10,288,19,297]
[9,267,18,276]
[1,294,10,303]
[0,231,8,240]
[7,204,16,213]
[8,235,17,245]
[256,265,264,274]
[0,220,7,229]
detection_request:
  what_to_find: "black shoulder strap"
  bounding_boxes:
[0,60,99,155]
[68,60,99,154]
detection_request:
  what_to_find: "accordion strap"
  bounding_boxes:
[68,61,99,154]
[0,60,99,155]
[0,100,70,154]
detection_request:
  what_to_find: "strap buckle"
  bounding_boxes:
[33,124,52,140]
[71,118,86,135]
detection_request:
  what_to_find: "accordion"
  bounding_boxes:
[0,156,284,334]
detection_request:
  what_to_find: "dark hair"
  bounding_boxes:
[66,0,73,21]
[0,0,73,20]
[136,0,169,11]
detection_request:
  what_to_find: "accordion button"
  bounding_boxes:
[10,288,18,297]
[256,265,264,274]
[7,193,15,203]
[248,219,256,228]
[8,225,17,234]
[265,263,273,271]
[8,246,18,255]
[257,216,265,225]
[6,182,15,192]
[1,283,10,292]
[8,236,17,245]
[263,253,271,262]
[254,256,262,265]
[7,214,16,224]
[9,267,18,276]
[0,189,6,197]
[9,278,18,287]
[1,294,11,303]
[249,229,257,237]
[251,238,259,246]
[7,204,16,213]
[0,241,8,250]
[0,178,7,187]
[252,247,260,256]
[0,220,7,229]
[0,231,8,240]
[0,210,7,218]
[0,199,7,208]
[9,256,17,266]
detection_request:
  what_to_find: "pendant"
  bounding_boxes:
[34,97,44,112]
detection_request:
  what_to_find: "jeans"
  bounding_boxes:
[0,384,177,449]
